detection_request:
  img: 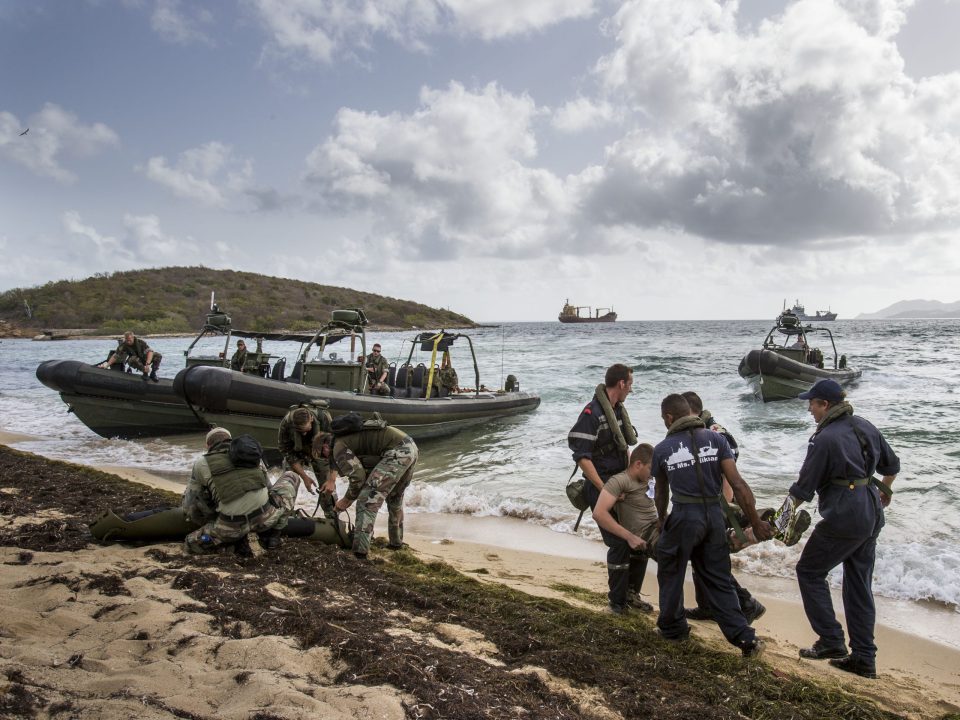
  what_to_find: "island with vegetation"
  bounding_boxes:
[0,267,474,337]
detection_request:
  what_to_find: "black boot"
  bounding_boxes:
[259,529,282,550]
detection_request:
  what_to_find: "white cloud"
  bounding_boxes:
[60,210,212,267]
[304,81,585,258]
[443,0,597,40]
[578,0,960,245]
[151,0,214,45]
[0,104,118,183]
[252,0,440,64]
[251,0,597,65]
[141,141,283,210]
[552,97,619,133]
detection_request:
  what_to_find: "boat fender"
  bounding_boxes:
[504,374,518,392]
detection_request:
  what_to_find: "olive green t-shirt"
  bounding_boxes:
[603,471,658,538]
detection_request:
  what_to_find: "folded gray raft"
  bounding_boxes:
[89,507,351,548]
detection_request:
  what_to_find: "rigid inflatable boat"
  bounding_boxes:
[738,311,861,402]
[173,309,541,448]
[36,299,316,439]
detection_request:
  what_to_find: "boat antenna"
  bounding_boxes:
[500,324,505,390]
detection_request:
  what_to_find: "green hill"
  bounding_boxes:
[0,267,474,334]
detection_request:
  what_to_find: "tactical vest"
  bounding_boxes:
[335,425,407,467]
[205,449,268,505]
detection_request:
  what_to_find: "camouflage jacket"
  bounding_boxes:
[278,406,333,471]
[230,348,247,371]
[365,353,389,385]
[115,337,153,365]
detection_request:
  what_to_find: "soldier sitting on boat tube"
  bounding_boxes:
[364,343,390,395]
[99,330,162,381]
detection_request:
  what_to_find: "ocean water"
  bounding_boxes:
[2,319,959,614]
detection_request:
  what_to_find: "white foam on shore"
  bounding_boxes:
[403,480,960,613]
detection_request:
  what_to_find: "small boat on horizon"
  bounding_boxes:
[558,299,617,323]
[738,310,860,402]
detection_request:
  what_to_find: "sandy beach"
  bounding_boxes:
[1,435,959,719]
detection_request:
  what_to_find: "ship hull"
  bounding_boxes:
[558,312,617,323]
[174,365,541,448]
[737,349,860,402]
[796,311,837,322]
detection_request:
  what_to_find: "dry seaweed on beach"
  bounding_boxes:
[0,446,922,719]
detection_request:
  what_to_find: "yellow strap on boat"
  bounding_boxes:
[424,332,442,398]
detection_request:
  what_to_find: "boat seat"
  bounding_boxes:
[409,386,424,399]
[411,363,426,388]
[288,360,304,383]
[386,363,396,387]
[270,357,286,381]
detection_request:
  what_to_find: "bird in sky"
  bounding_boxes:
[19,128,29,136]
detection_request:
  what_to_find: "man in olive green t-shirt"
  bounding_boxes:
[592,443,659,613]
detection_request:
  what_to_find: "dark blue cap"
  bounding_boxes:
[798,378,844,402]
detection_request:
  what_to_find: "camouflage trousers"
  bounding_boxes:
[353,438,418,556]
[282,460,338,519]
[184,471,301,554]
[127,353,163,373]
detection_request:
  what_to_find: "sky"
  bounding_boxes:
[2,0,959,321]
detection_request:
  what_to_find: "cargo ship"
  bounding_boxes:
[558,300,617,323]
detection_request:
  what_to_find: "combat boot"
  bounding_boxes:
[684,606,714,621]
[829,656,876,679]
[626,590,654,613]
[259,529,282,550]
[799,640,848,660]
[741,638,765,658]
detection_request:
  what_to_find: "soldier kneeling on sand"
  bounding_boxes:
[182,427,300,555]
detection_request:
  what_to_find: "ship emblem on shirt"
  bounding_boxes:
[666,441,719,469]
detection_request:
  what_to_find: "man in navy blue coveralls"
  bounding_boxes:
[792,379,899,679]
[653,393,772,656]
[567,363,641,613]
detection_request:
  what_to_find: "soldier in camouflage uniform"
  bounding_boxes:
[316,425,418,558]
[102,331,163,380]
[230,339,248,371]
[364,343,390,395]
[438,354,459,394]
[182,427,300,554]
[277,404,336,517]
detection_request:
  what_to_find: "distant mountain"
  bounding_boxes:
[0,267,474,335]
[856,299,960,319]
